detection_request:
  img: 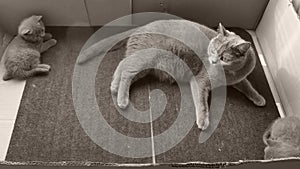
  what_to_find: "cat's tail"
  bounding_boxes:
[77,39,127,65]
[77,28,137,65]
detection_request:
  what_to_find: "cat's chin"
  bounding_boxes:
[208,58,231,66]
[220,60,231,66]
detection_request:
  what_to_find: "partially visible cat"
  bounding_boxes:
[2,15,57,81]
[110,20,266,130]
[263,116,300,160]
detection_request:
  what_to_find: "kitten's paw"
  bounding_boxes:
[50,39,57,46]
[44,64,51,70]
[2,72,12,81]
[36,64,51,74]
[47,33,53,39]
[117,96,129,109]
[44,33,53,40]
[38,64,51,71]
[37,68,50,74]
[197,116,209,130]
[253,95,266,107]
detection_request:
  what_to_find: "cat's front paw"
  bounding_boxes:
[44,64,51,70]
[117,94,129,109]
[253,95,266,107]
[44,33,53,40]
[37,67,51,74]
[196,116,209,130]
[49,39,57,46]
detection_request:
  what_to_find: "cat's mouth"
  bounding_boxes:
[209,57,231,66]
[220,60,231,66]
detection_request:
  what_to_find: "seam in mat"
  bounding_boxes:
[148,85,156,164]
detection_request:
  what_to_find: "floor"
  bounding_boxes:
[0,28,282,163]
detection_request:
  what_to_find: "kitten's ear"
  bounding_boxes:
[21,28,32,35]
[36,15,43,21]
[235,42,251,54]
[217,23,229,36]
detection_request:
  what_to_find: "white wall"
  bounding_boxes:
[132,0,269,29]
[0,0,270,33]
[85,0,131,26]
[0,0,132,34]
[256,0,300,117]
[0,0,90,33]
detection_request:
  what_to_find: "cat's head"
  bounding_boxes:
[207,23,251,70]
[18,15,46,42]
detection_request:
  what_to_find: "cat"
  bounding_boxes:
[2,15,57,81]
[110,19,266,130]
[263,116,300,160]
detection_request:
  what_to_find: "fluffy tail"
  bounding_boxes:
[77,28,137,65]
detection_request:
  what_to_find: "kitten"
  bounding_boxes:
[263,116,300,160]
[2,15,57,81]
[110,20,266,130]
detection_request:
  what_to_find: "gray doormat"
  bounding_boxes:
[5,27,279,164]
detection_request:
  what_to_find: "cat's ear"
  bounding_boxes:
[217,23,229,36]
[36,15,43,21]
[235,42,251,54]
[21,28,33,35]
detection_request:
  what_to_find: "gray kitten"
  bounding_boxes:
[110,20,266,130]
[2,15,57,81]
[263,116,300,159]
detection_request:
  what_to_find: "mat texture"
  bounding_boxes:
[5,27,279,163]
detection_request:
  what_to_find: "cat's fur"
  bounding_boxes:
[2,15,57,81]
[110,20,266,130]
[263,116,300,159]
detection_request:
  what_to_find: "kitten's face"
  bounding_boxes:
[207,23,251,71]
[18,15,46,39]
[263,116,300,159]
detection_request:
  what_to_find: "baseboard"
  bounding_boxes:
[247,30,285,118]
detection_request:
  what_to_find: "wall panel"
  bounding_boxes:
[132,0,270,29]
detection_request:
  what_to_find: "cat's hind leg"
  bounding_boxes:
[232,78,266,106]
[10,66,50,80]
[116,61,147,108]
[111,66,150,94]
[2,72,13,81]
[113,55,154,109]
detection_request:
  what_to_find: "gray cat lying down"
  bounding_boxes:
[2,15,57,80]
[79,19,266,130]
[111,20,266,130]
[263,116,300,159]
